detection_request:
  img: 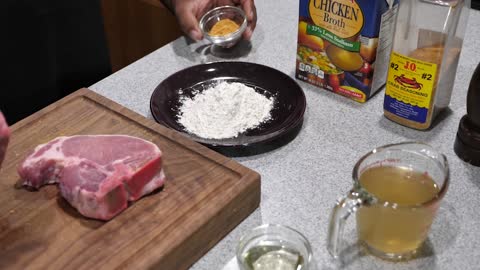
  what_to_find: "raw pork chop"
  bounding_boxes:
[18,135,165,220]
[0,112,10,170]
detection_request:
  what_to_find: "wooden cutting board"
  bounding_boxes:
[0,88,260,269]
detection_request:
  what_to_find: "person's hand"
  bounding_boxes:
[0,112,10,170]
[164,0,257,41]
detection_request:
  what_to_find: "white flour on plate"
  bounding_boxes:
[177,82,274,139]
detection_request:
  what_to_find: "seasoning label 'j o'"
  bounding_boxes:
[384,52,437,123]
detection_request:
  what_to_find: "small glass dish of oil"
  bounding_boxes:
[236,224,313,270]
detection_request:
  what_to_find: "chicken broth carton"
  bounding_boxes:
[296,0,398,102]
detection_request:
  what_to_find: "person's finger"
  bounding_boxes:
[218,0,235,6]
[238,0,255,24]
[238,0,256,40]
[174,3,203,41]
[230,0,256,40]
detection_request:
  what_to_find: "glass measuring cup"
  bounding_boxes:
[327,142,449,260]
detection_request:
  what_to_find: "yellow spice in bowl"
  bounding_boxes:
[209,19,240,36]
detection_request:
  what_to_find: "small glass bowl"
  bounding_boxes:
[236,224,313,270]
[199,6,247,48]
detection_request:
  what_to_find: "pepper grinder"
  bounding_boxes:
[454,61,480,166]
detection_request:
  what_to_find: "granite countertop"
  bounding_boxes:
[91,2,480,269]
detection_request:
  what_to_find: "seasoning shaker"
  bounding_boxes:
[383,0,470,130]
[454,61,480,166]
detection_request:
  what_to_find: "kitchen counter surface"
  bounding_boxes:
[91,2,480,269]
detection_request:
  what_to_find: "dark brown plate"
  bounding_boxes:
[150,61,306,156]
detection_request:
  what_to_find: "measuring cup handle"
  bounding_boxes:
[327,190,364,258]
